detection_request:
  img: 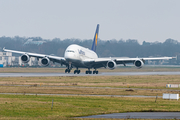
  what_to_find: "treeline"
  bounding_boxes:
[0,36,180,60]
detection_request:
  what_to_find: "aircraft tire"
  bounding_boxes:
[78,70,80,74]
[74,70,80,74]
[65,69,68,73]
[86,70,92,74]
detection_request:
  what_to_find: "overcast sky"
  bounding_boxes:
[0,0,180,43]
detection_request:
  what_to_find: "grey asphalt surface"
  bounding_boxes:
[78,112,180,119]
[1,71,180,77]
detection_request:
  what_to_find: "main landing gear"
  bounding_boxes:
[85,69,98,74]
[74,69,80,74]
[93,70,98,74]
[65,69,71,73]
[65,69,80,74]
[85,70,92,74]
[64,65,98,74]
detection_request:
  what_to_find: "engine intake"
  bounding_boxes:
[134,59,144,68]
[107,60,116,70]
[41,57,50,66]
[21,54,30,63]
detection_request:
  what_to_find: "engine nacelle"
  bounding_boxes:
[41,57,50,67]
[21,54,30,63]
[107,60,117,70]
[134,59,144,68]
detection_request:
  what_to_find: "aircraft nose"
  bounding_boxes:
[64,52,75,61]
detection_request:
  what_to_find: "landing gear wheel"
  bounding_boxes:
[93,70,99,74]
[65,69,71,73]
[85,70,92,74]
[65,69,68,73]
[74,70,81,74]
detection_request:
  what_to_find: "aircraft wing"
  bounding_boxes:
[115,57,174,62]
[83,56,175,68]
[84,56,174,62]
[3,48,67,65]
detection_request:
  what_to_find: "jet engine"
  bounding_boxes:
[107,60,116,70]
[41,57,50,66]
[134,59,144,68]
[21,54,30,63]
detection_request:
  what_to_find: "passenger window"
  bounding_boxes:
[66,50,74,53]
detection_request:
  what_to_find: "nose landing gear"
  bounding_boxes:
[65,64,72,73]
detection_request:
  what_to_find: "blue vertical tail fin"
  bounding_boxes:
[91,24,99,52]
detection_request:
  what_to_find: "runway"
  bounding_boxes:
[78,112,180,119]
[1,71,180,77]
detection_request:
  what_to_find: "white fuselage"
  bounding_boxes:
[64,44,98,68]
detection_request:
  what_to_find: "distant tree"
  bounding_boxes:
[1,36,180,65]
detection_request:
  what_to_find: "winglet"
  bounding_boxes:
[91,24,99,52]
[3,47,5,51]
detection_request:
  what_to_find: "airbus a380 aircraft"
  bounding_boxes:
[3,24,175,74]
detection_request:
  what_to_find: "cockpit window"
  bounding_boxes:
[66,50,75,53]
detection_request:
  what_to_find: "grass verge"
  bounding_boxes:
[0,94,180,120]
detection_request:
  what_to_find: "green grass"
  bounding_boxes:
[0,94,180,119]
